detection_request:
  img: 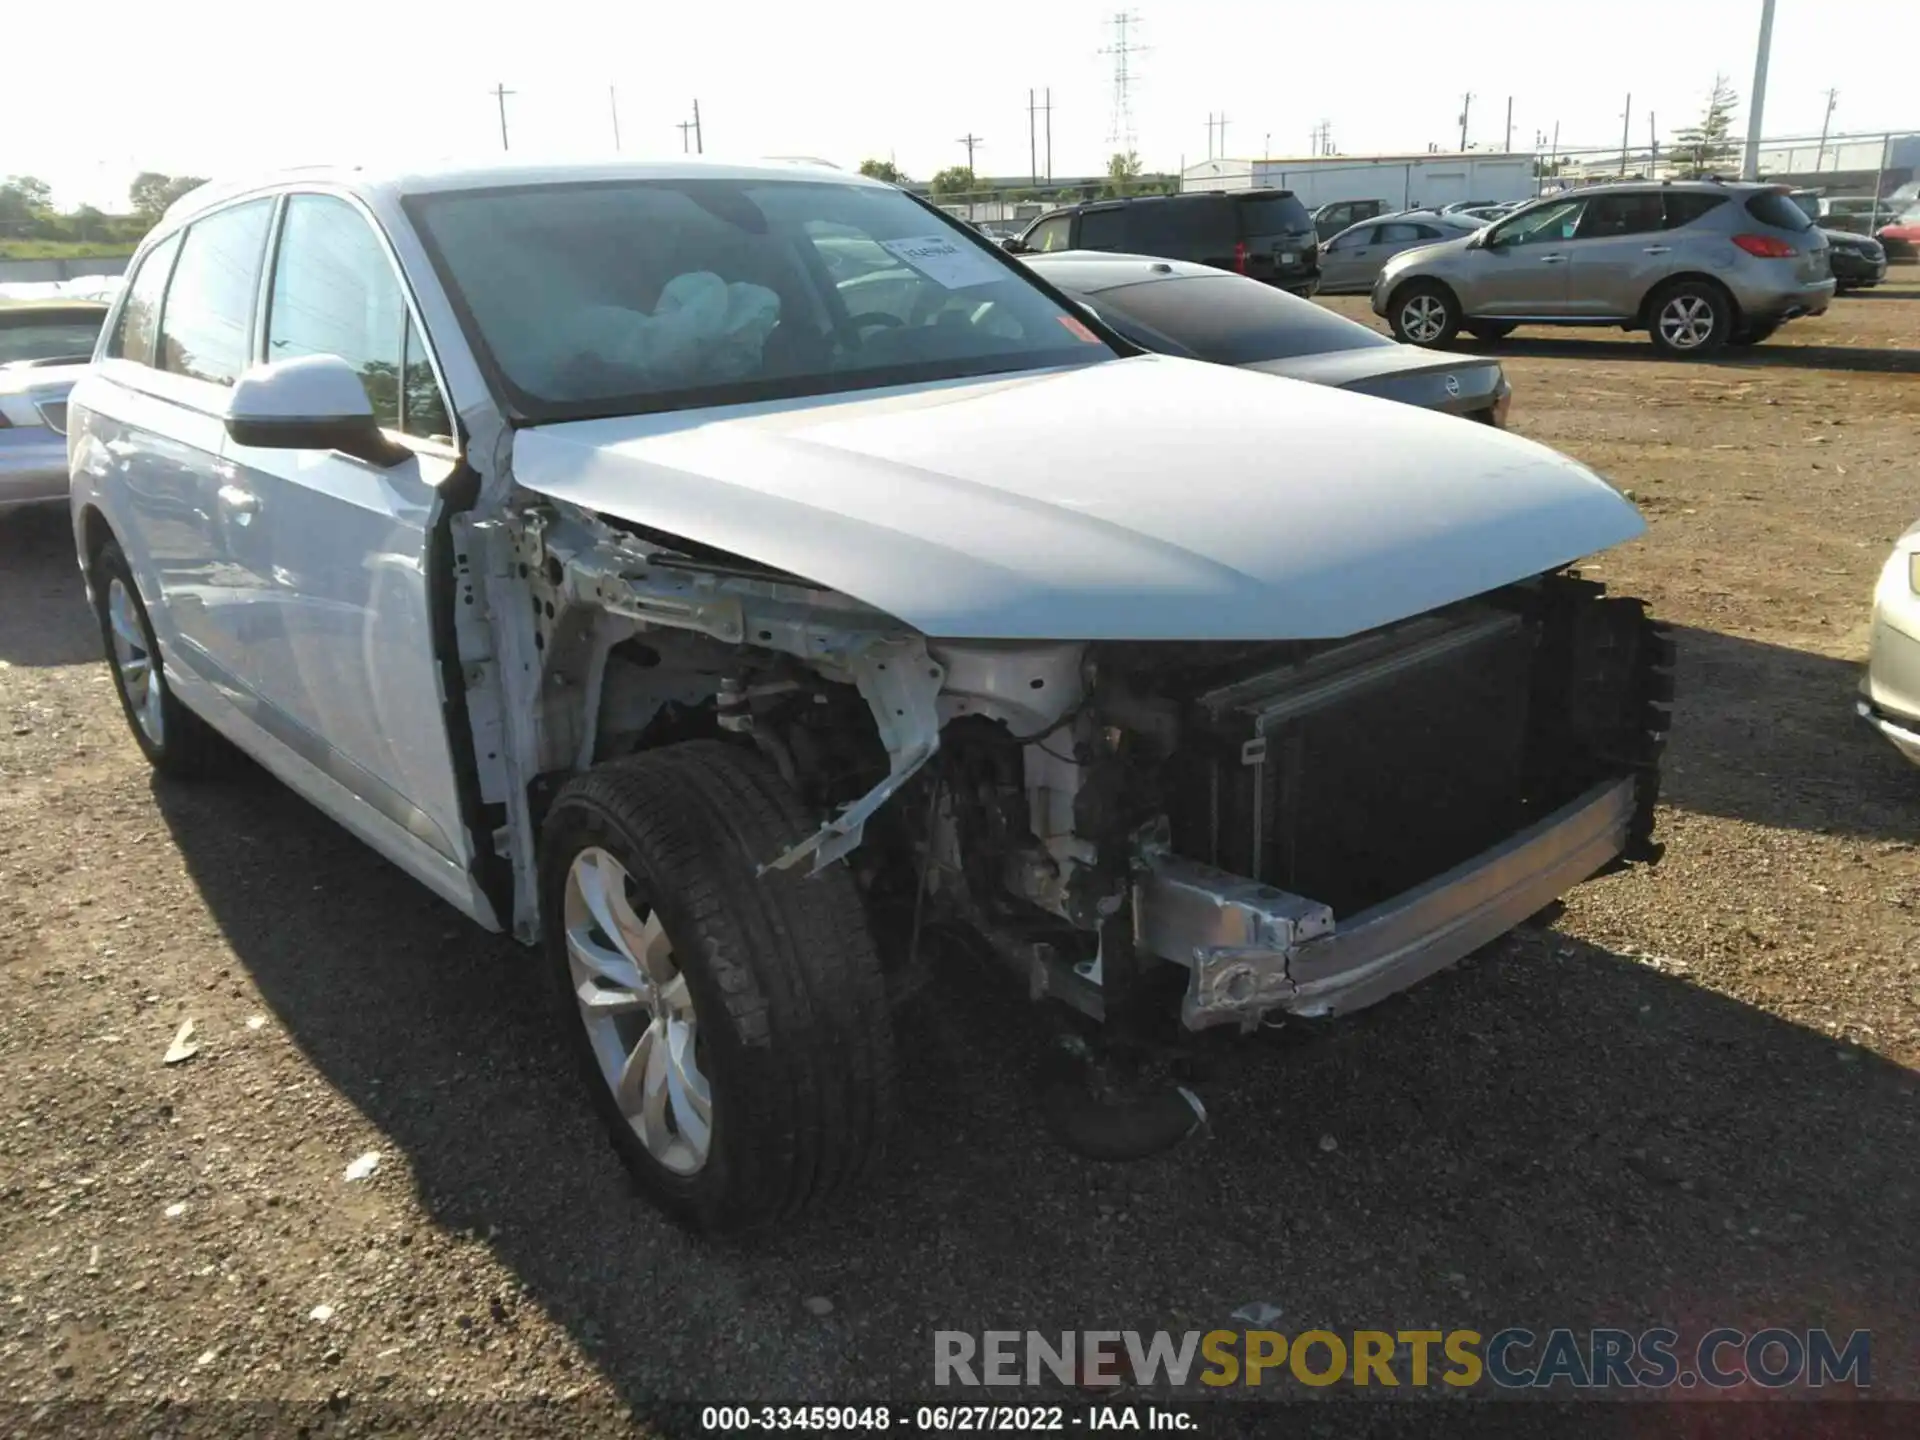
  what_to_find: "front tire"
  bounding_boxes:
[539,741,895,1234]
[90,539,233,779]
[1389,283,1460,347]
[1647,280,1732,357]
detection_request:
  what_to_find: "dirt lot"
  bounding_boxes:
[2,279,1918,1429]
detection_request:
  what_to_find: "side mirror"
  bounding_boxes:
[1001,237,1030,254]
[226,354,408,467]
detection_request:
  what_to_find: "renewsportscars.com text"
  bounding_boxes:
[934,1327,1871,1392]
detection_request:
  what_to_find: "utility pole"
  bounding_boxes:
[1044,87,1053,182]
[491,82,515,152]
[1620,92,1632,177]
[1742,0,1776,180]
[693,98,703,154]
[1458,92,1472,151]
[609,84,621,151]
[1029,90,1039,187]
[1649,112,1657,174]
[957,132,983,173]
[1815,87,1839,171]
[1505,96,1513,153]
[678,117,697,153]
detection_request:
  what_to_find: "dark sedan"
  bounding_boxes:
[1025,251,1510,425]
[1824,229,1887,292]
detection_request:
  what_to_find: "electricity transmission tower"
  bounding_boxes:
[1099,11,1147,153]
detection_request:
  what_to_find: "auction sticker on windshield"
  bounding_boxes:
[879,235,1005,289]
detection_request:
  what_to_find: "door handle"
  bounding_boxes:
[217,483,260,526]
[1538,254,1567,264]
[1642,245,1672,255]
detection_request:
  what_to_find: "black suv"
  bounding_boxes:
[1010,189,1320,295]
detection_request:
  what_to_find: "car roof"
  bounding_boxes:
[0,299,110,318]
[1021,251,1225,292]
[160,156,871,225]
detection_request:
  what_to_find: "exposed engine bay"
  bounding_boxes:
[459,497,1671,1040]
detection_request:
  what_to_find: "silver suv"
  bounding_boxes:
[1372,181,1834,357]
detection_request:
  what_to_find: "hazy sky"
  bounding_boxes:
[6,0,1909,210]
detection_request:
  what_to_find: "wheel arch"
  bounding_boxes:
[1636,272,1743,332]
[1386,274,1462,318]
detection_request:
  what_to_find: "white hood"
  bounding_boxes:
[511,354,1643,641]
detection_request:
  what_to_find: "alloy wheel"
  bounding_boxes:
[1658,294,1716,350]
[562,846,712,1175]
[1401,294,1448,343]
[107,578,164,747]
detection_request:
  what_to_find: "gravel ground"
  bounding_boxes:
[2,277,1917,1432]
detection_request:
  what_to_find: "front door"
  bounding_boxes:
[1461,198,1587,317]
[215,192,471,873]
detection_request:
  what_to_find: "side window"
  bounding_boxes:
[1491,199,1586,247]
[157,200,273,385]
[1077,208,1129,250]
[1575,193,1665,239]
[1025,215,1072,252]
[1663,193,1729,229]
[402,318,452,441]
[106,233,181,366]
[1328,227,1375,251]
[267,194,431,435]
[1376,223,1426,243]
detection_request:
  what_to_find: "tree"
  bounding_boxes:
[129,172,211,219]
[858,159,906,185]
[1671,76,1741,178]
[928,166,978,197]
[1101,151,1144,198]
[0,176,54,235]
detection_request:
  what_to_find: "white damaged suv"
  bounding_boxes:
[68,160,1671,1232]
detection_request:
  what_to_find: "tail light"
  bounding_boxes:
[1732,233,1798,258]
[1233,240,1249,274]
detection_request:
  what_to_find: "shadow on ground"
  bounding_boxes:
[0,505,97,668]
[1452,335,1920,376]
[150,751,1920,1410]
[1659,625,1920,838]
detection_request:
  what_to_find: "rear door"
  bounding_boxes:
[1074,204,1131,254]
[89,200,275,688]
[215,191,472,875]
[1319,224,1383,291]
[1561,191,1670,316]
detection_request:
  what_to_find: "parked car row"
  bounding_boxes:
[55,157,1668,1234]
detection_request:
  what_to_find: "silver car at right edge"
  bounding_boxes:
[1861,522,1920,768]
[1372,180,1834,358]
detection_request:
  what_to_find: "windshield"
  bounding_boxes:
[406,178,1114,421]
[0,308,105,365]
[1085,273,1388,365]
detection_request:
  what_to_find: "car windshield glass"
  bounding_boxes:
[0,312,104,364]
[1086,273,1389,365]
[1745,191,1816,232]
[406,178,1113,421]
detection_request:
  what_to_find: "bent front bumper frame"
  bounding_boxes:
[1134,777,1636,1031]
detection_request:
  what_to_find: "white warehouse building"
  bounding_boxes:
[1182,152,1540,212]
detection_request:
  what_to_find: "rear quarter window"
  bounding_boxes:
[1744,191,1815,232]
[1237,194,1313,237]
[1077,207,1130,250]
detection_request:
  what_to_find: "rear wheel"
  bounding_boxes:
[1389,283,1460,347]
[539,741,894,1234]
[1647,281,1732,357]
[1466,321,1517,342]
[91,540,234,778]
